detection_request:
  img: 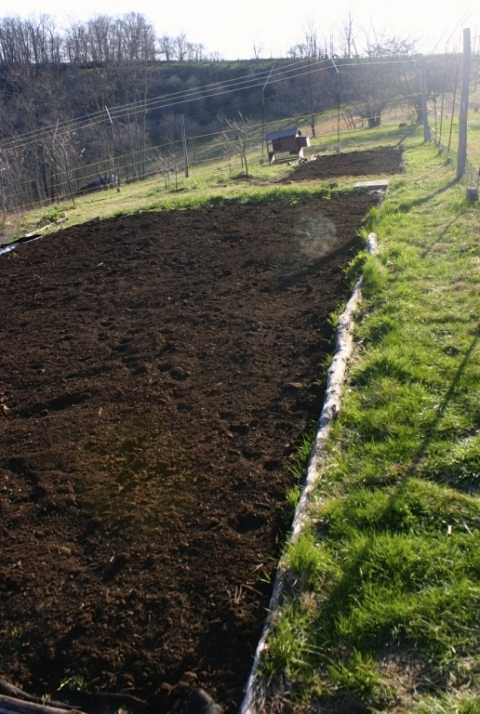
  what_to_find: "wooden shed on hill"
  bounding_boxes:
[264,128,310,164]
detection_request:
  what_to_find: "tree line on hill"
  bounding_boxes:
[0,12,427,67]
[0,12,472,214]
[0,14,215,65]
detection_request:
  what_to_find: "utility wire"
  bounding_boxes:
[0,57,327,149]
[0,56,422,153]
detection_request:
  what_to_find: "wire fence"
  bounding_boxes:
[427,47,480,190]
[1,63,480,216]
[0,105,402,214]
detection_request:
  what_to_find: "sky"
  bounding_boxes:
[4,0,480,59]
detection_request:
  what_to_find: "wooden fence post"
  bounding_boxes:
[181,116,189,179]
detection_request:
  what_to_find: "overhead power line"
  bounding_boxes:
[0,56,418,154]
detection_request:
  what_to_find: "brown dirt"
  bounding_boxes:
[285,146,404,181]
[0,192,376,712]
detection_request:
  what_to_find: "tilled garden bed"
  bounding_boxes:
[0,193,376,712]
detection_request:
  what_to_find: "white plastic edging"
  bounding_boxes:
[240,232,379,714]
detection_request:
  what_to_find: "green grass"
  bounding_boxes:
[263,138,480,711]
[14,173,367,240]
[5,112,480,711]
[3,99,480,710]
[8,114,411,241]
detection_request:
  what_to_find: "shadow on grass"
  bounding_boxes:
[397,178,458,213]
[420,207,470,258]
[304,491,452,710]
[297,329,480,709]
[411,328,480,480]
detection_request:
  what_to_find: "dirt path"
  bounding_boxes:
[1,193,377,712]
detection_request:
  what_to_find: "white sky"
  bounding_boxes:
[5,0,480,59]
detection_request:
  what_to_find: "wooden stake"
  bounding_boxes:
[181,115,189,178]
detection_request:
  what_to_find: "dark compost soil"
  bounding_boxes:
[285,146,404,181]
[0,193,376,712]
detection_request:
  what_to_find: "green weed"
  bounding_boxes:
[7,625,29,653]
[415,692,480,714]
[286,532,332,589]
[58,675,87,692]
[329,650,392,703]
[328,301,348,329]
[264,606,312,679]
[37,207,66,227]
[286,485,301,510]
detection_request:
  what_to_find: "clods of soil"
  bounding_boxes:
[0,193,376,712]
[285,146,404,181]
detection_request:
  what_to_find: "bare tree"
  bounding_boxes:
[157,32,207,62]
[288,17,327,59]
[365,25,418,58]
[173,33,189,61]
[117,13,156,62]
[158,35,174,61]
[338,11,359,58]
[87,15,115,63]
[253,38,264,60]
[64,20,89,63]
[224,112,251,176]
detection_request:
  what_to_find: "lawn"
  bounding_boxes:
[258,137,480,713]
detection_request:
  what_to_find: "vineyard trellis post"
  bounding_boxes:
[261,63,275,159]
[330,58,340,147]
[447,64,459,155]
[438,72,446,147]
[417,68,431,142]
[0,168,6,220]
[456,27,471,179]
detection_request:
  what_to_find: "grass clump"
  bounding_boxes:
[263,138,480,711]
[329,649,395,706]
[36,206,66,227]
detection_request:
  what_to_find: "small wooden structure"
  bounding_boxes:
[265,128,310,163]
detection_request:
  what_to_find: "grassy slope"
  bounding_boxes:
[5,119,480,711]
[263,139,480,713]
[12,120,413,239]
